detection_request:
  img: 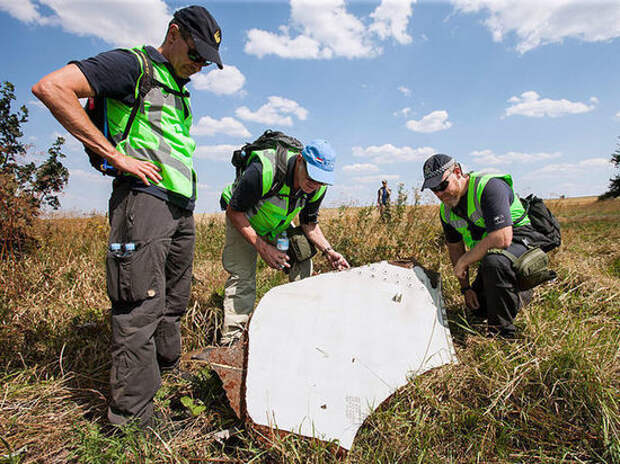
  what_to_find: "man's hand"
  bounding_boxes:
[454,255,469,279]
[256,238,290,270]
[325,249,349,270]
[463,288,480,310]
[110,154,162,186]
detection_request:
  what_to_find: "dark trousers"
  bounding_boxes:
[471,242,530,336]
[106,182,195,426]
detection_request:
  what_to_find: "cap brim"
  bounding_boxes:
[421,175,443,191]
[193,35,223,69]
[306,163,335,185]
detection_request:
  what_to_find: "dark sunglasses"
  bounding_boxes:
[187,45,213,66]
[179,28,213,66]
[430,171,454,192]
[187,47,212,66]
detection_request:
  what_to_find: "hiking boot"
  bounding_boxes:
[518,289,534,309]
[486,325,522,341]
[466,307,487,326]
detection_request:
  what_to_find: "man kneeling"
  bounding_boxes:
[422,153,536,339]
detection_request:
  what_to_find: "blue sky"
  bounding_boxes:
[1,0,619,213]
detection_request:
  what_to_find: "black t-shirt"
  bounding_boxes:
[441,177,515,244]
[73,46,195,211]
[226,156,325,224]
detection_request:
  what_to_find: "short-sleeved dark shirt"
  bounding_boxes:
[225,155,325,224]
[73,46,195,211]
[441,177,515,244]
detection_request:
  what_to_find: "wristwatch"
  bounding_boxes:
[460,286,472,295]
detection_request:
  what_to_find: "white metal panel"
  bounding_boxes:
[245,261,458,450]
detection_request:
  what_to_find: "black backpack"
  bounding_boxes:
[84,49,155,176]
[231,130,304,199]
[517,194,561,252]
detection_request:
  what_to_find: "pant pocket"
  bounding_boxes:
[106,241,159,304]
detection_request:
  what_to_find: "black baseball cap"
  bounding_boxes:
[421,154,456,191]
[173,6,223,69]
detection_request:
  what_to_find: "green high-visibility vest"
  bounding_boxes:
[106,47,196,199]
[221,148,327,240]
[440,172,530,249]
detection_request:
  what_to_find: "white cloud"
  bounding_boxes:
[342,163,379,173]
[245,28,332,59]
[505,91,597,118]
[522,157,614,197]
[194,144,239,162]
[369,0,414,44]
[393,107,411,117]
[192,66,246,96]
[615,111,620,119]
[0,0,41,22]
[451,0,620,53]
[406,110,452,133]
[0,0,170,48]
[398,86,411,96]
[351,174,400,184]
[352,144,435,164]
[192,116,251,138]
[244,0,415,60]
[528,158,611,177]
[235,96,308,126]
[471,149,562,165]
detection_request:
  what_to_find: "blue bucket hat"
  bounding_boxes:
[301,140,336,185]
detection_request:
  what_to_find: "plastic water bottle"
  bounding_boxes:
[110,242,122,257]
[276,231,289,252]
[123,242,135,257]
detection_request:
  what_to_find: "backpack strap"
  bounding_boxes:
[99,49,154,175]
[121,49,154,141]
[262,144,289,199]
[258,144,290,200]
[487,248,518,264]
[513,194,532,226]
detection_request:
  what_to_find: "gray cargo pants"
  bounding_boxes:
[106,182,195,426]
[221,217,311,344]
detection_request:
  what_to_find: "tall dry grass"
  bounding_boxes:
[0,198,618,463]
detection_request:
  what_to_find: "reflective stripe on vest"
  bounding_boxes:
[440,172,530,248]
[106,47,196,199]
[221,149,327,240]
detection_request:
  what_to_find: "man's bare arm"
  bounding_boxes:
[226,206,289,270]
[301,222,349,270]
[453,226,512,279]
[32,64,161,185]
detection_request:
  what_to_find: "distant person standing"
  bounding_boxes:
[377,179,392,217]
[32,5,224,427]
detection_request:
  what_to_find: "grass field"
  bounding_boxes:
[1,197,618,463]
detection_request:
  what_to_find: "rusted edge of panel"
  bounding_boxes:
[188,329,348,458]
[389,258,440,289]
